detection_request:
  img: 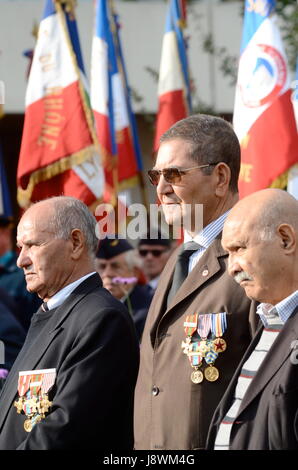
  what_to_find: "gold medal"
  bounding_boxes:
[204,365,219,382]
[191,369,204,384]
[213,337,227,353]
[24,418,32,433]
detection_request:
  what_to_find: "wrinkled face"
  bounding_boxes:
[155,139,217,231]
[222,218,284,305]
[17,207,74,301]
[95,252,136,300]
[138,244,171,280]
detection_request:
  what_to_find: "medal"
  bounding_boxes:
[15,369,56,432]
[191,369,204,384]
[197,314,212,341]
[213,337,227,353]
[211,313,227,351]
[24,419,32,433]
[204,365,219,382]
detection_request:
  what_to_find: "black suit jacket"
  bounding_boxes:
[0,273,140,450]
[124,284,153,340]
[207,307,298,450]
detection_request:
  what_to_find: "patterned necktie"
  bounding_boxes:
[167,241,200,308]
[41,302,49,312]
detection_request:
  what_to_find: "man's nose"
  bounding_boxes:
[156,173,173,195]
[228,254,241,277]
[17,248,31,269]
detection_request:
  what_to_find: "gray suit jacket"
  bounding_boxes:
[207,307,298,450]
[0,273,139,450]
[134,236,258,450]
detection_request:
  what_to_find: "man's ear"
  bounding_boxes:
[277,224,296,254]
[70,229,85,259]
[214,163,231,197]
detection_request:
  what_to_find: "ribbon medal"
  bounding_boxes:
[182,312,228,384]
[14,369,56,432]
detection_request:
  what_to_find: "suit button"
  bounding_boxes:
[152,386,160,396]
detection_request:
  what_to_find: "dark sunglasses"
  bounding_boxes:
[147,163,218,186]
[138,248,169,258]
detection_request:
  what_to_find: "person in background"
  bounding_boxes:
[95,237,154,340]
[0,196,139,450]
[207,189,298,450]
[0,288,26,393]
[134,114,258,450]
[0,216,41,330]
[138,229,174,294]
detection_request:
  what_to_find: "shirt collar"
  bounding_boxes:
[184,210,230,249]
[257,290,298,327]
[47,272,96,310]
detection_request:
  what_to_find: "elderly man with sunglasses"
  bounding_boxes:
[138,229,174,294]
[134,114,258,450]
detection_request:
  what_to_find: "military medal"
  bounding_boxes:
[14,373,31,414]
[15,369,56,432]
[188,342,203,383]
[211,313,227,353]
[190,369,204,384]
[204,365,219,382]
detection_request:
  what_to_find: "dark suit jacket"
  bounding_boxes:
[134,236,258,450]
[124,284,153,340]
[207,307,298,450]
[0,273,140,450]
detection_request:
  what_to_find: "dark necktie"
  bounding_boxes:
[41,302,49,312]
[167,241,200,308]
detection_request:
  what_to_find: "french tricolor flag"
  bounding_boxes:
[91,0,142,207]
[154,0,192,152]
[17,0,104,209]
[233,0,298,198]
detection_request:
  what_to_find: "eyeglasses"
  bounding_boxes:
[138,248,169,258]
[147,164,218,186]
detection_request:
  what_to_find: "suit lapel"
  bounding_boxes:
[168,239,226,308]
[0,273,102,430]
[149,238,227,345]
[236,308,298,417]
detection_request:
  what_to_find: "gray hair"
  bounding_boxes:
[160,114,240,193]
[46,197,98,256]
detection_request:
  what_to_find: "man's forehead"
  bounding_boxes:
[222,218,244,241]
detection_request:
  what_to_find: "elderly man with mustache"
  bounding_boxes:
[207,188,298,450]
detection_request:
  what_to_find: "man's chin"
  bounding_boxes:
[162,205,182,227]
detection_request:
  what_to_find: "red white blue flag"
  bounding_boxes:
[154,0,192,152]
[234,0,298,198]
[17,0,104,209]
[91,0,142,207]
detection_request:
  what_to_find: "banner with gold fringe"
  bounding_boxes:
[17,0,105,209]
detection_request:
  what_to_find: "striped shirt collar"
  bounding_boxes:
[184,210,230,249]
[257,290,298,327]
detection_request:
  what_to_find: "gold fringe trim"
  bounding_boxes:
[17,146,96,208]
[270,168,289,190]
[118,174,140,192]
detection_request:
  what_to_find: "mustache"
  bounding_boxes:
[234,271,253,284]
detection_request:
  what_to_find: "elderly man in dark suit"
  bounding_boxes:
[207,188,298,450]
[0,196,139,450]
[134,114,258,450]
